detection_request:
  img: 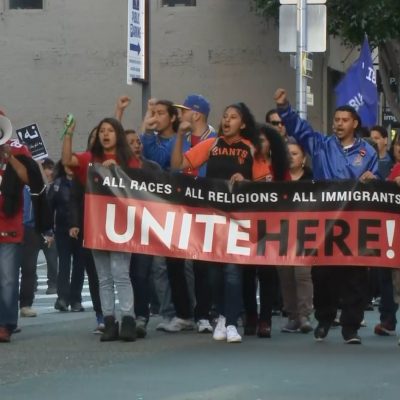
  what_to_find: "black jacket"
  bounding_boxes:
[0,154,52,233]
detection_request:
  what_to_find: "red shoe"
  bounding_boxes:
[257,320,271,338]
[374,323,396,336]
[0,326,11,343]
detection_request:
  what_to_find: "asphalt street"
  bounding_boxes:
[0,266,399,400]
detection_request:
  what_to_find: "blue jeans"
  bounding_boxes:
[210,263,243,326]
[0,243,21,332]
[152,256,175,319]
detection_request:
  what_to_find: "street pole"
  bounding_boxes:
[296,0,307,119]
[141,0,151,118]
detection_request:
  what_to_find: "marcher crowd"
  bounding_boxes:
[1,90,400,346]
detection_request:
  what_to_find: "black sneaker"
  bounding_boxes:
[54,299,68,312]
[314,323,330,341]
[119,316,137,342]
[343,332,362,344]
[70,303,85,312]
[100,316,119,342]
[136,318,147,339]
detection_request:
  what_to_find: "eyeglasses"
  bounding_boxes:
[270,121,284,127]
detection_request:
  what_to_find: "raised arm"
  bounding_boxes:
[140,98,157,133]
[274,88,323,156]
[115,95,131,122]
[171,121,192,170]
[0,144,29,184]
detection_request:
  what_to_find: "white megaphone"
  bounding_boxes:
[0,115,13,146]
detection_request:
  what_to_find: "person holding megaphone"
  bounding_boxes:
[0,110,51,343]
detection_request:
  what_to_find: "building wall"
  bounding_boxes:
[0,0,353,158]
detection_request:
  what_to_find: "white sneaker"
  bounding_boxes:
[20,307,37,317]
[226,325,242,343]
[163,317,195,332]
[156,317,172,331]
[197,319,213,333]
[213,315,227,341]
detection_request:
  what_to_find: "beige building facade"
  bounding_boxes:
[0,0,357,157]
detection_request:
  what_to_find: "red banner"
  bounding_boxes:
[84,165,400,267]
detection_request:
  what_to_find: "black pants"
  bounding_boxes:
[312,266,368,336]
[242,266,278,323]
[41,240,58,289]
[367,267,380,303]
[55,231,85,306]
[130,253,153,321]
[378,267,398,326]
[20,227,42,308]
[83,248,102,315]
[166,258,211,321]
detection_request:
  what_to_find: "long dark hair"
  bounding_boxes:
[219,102,259,149]
[86,126,98,151]
[257,124,289,181]
[91,118,133,168]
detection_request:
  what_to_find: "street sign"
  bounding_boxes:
[127,0,148,83]
[302,52,313,78]
[280,0,326,3]
[16,123,48,160]
[307,85,314,106]
[279,4,326,52]
[291,53,313,78]
[383,108,399,124]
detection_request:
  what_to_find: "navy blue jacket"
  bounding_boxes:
[48,177,73,234]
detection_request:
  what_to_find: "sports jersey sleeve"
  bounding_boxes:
[9,140,30,157]
[184,138,216,169]
[252,159,271,181]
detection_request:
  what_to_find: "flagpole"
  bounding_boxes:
[296,0,308,119]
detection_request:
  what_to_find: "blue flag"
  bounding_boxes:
[335,37,378,127]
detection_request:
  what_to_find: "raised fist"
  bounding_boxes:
[274,88,288,107]
[144,116,158,131]
[117,96,131,110]
[178,121,192,135]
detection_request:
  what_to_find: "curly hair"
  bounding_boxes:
[257,124,289,181]
[219,102,259,149]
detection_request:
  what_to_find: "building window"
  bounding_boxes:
[162,0,196,6]
[9,0,43,9]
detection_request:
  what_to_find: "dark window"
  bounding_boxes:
[162,0,196,6]
[9,0,43,9]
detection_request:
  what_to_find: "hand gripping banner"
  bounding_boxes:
[84,164,400,268]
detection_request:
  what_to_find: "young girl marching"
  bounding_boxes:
[172,102,264,343]
[62,117,140,342]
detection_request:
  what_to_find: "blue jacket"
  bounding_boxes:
[279,105,378,180]
[23,186,35,228]
[170,125,217,177]
[140,132,175,171]
[377,152,393,180]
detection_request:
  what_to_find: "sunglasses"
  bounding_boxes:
[270,121,284,127]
